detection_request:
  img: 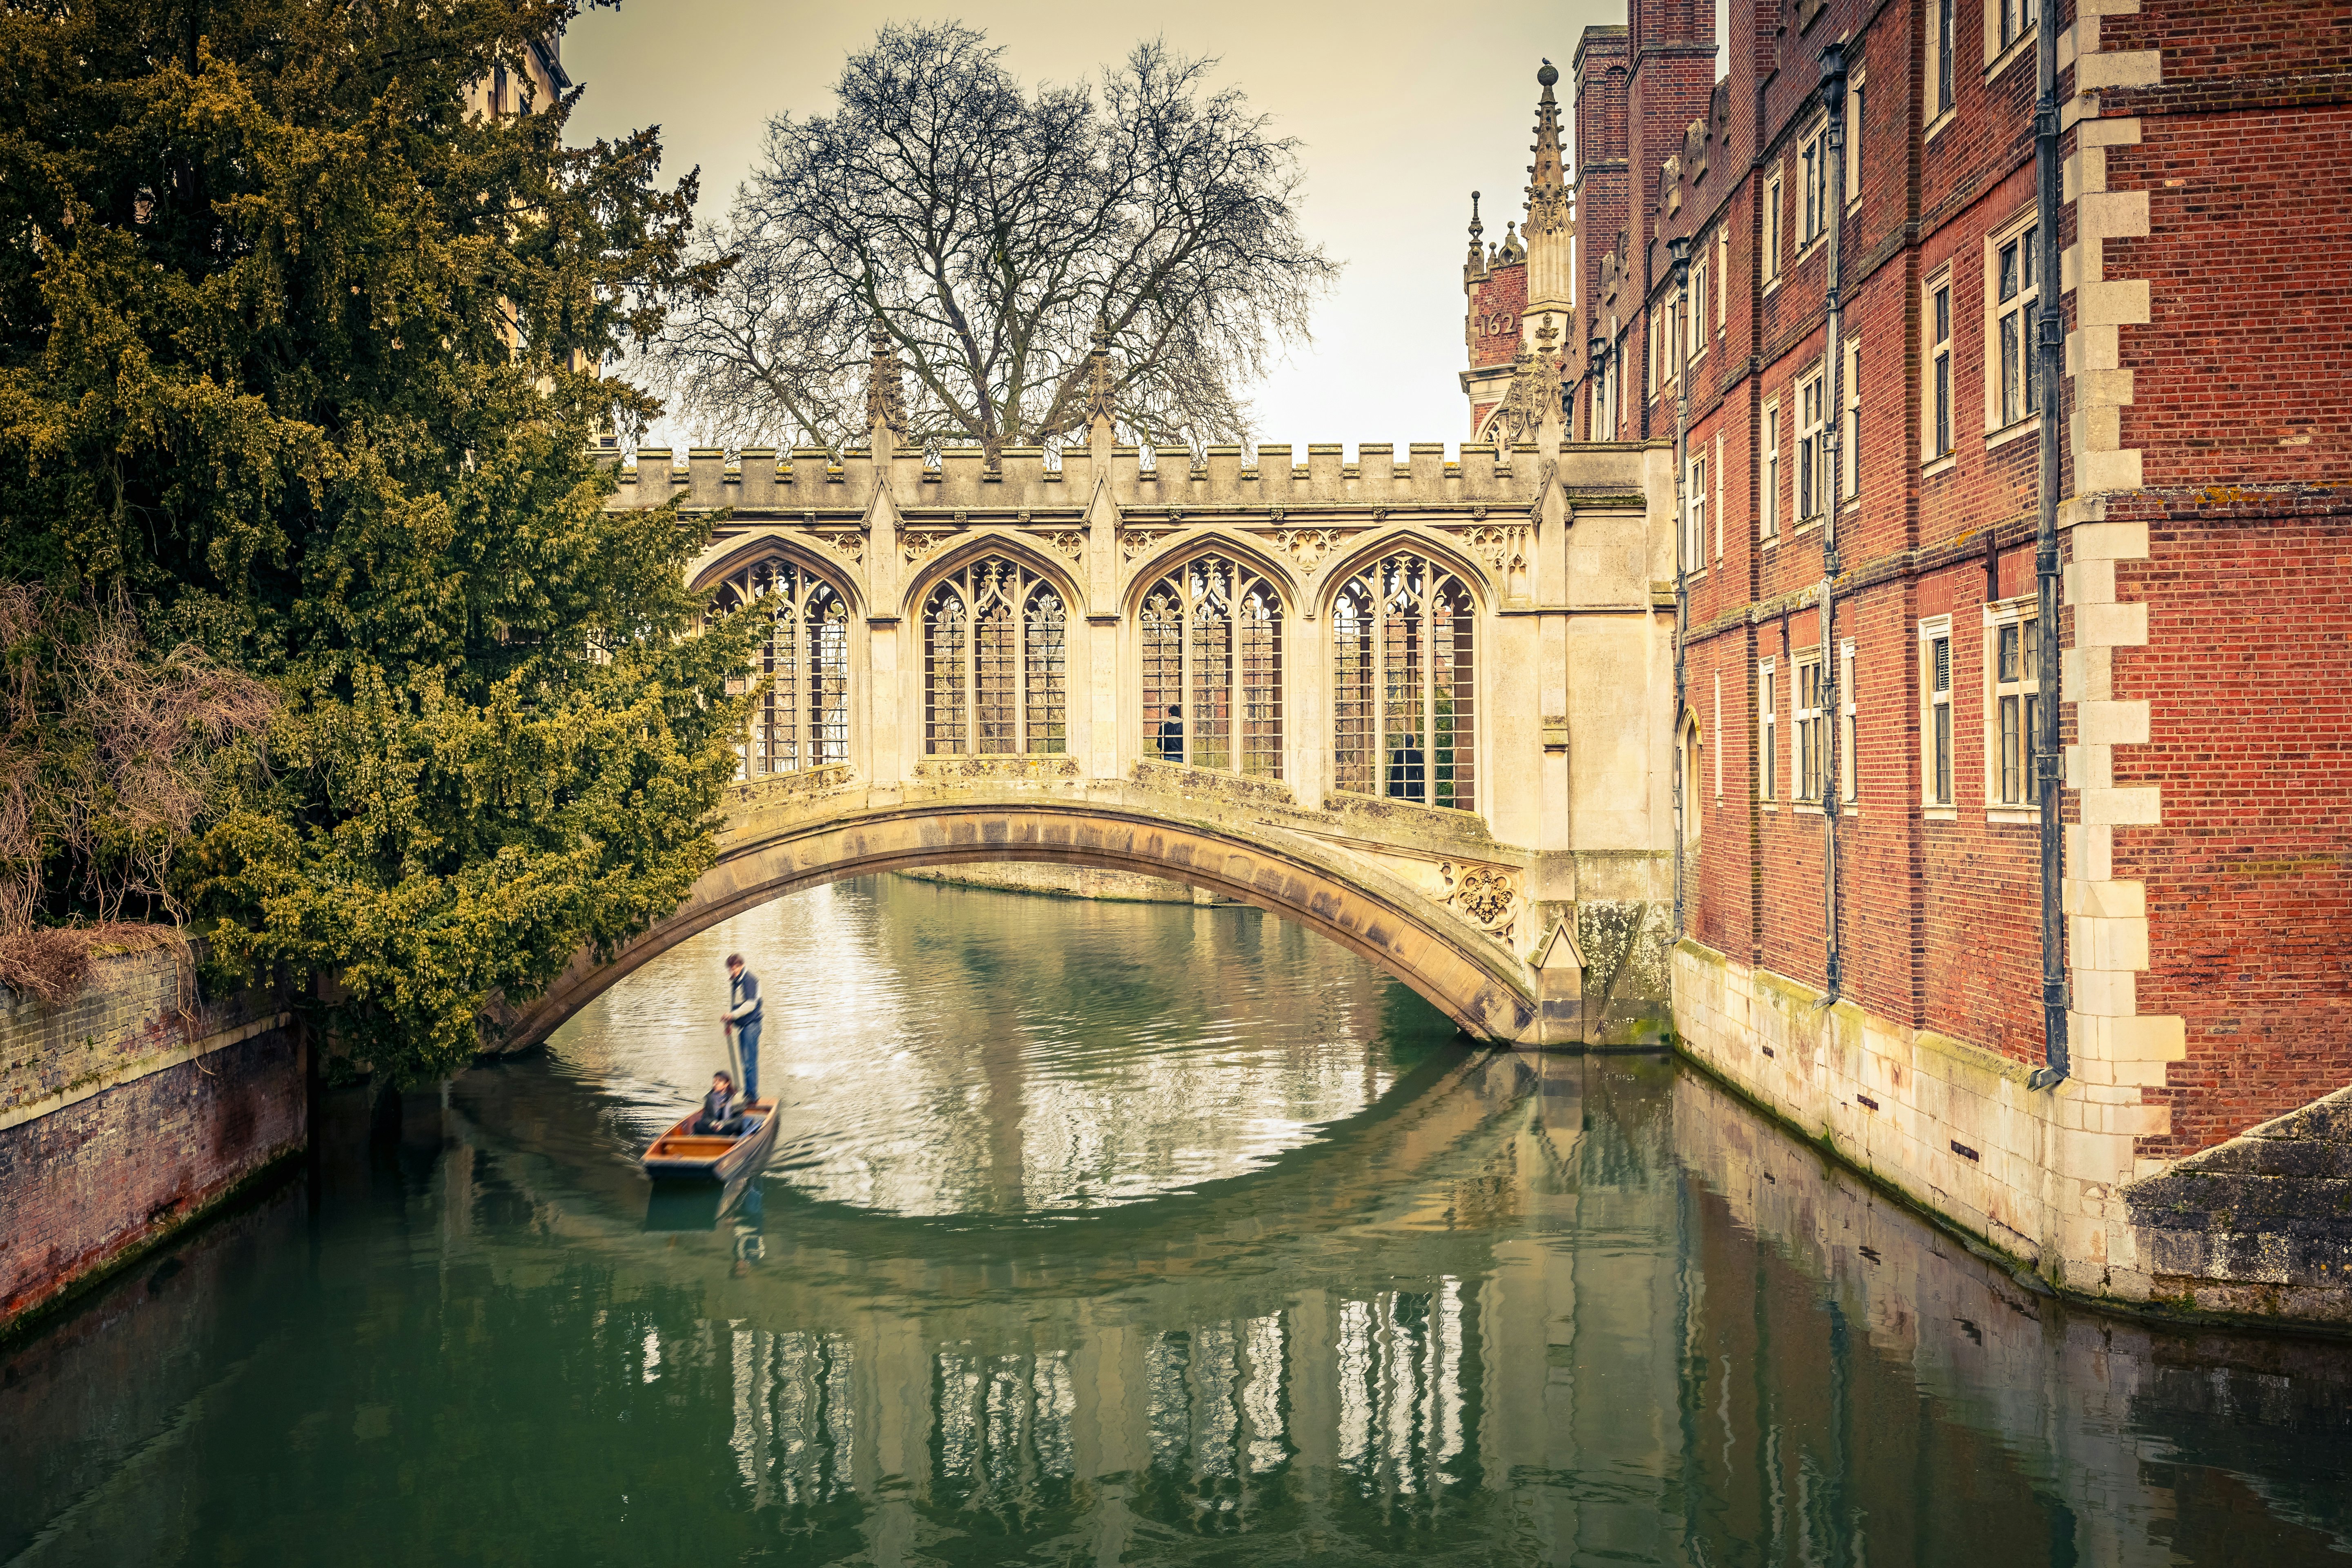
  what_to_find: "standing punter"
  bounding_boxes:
[723,952,762,1101]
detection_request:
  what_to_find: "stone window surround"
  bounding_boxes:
[1758,657,1778,803]
[1982,594,2045,824]
[1791,642,1828,805]
[1760,399,1782,543]
[1840,637,1858,804]
[1982,204,2044,443]
[1922,265,1956,464]
[1918,614,1956,815]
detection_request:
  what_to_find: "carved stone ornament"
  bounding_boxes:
[1120,528,1165,562]
[1453,524,1526,576]
[902,530,949,563]
[1440,860,1520,942]
[1048,530,1086,560]
[1486,347,1563,448]
[817,530,865,565]
[1276,528,1345,569]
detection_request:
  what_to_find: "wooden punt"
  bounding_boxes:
[641,1098,781,1185]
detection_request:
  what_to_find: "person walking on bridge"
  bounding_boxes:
[723,953,763,1100]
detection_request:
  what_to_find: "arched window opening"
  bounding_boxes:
[1331,553,1477,811]
[924,557,1067,755]
[1138,554,1283,777]
[1679,718,1703,848]
[714,559,850,780]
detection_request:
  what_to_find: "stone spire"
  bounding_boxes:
[1521,60,1575,338]
[1466,190,1486,278]
[865,312,907,447]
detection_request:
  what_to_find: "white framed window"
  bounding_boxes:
[1841,336,1863,503]
[1800,120,1829,247]
[1987,212,2042,432]
[1845,72,1866,211]
[1927,274,1954,460]
[1796,366,1826,521]
[1995,0,2038,58]
[1839,638,1857,802]
[1713,430,1724,563]
[1680,717,1703,846]
[1919,617,1954,806]
[1761,401,1782,539]
[1684,452,1708,572]
[1716,230,1729,330]
[1985,601,2045,809]
[1648,307,1662,398]
[1759,659,1778,801]
[1794,648,1827,802]
[1932,0,1957,120]
[1765,169,1785,284]
[1688,251,1708,363]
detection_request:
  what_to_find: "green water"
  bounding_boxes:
[4,875,2348,1566]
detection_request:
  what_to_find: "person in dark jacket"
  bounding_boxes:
[695,1071,739,1134]
[1158,704,1185,763]
[723,953,762,1100]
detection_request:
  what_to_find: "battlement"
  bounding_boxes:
[608,439,1651,518]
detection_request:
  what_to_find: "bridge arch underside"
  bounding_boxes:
[504,804,1546,1053]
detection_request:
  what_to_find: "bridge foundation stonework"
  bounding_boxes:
[529,412,1680,1050]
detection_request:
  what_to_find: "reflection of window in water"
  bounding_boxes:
[1330,553,1477,810]
[728,1328,858,1513]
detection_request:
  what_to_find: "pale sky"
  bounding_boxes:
[563,0,1624,456]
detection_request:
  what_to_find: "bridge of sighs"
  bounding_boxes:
[503,410,1679,1051]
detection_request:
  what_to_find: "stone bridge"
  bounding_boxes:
[503,414,1679,1050]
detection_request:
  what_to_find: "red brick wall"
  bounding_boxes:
[1467,262,1527,370]
[2116,504,2352,1157]
[0,1028,306,1327]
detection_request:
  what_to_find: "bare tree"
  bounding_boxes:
[653,24,1339,457]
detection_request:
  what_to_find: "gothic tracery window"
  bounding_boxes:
[1331,552,1477,811]
[923,557,1067,755]
[1138,554,1283,777]
[713,558,851,780]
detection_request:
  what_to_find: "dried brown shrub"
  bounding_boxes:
[0,586,274,1004]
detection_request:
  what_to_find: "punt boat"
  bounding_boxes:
[641,1098,781,1185]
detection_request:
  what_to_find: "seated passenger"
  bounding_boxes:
[695,1071,741,1135]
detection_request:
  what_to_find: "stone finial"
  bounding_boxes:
[1525,59,1571,237]
[865,312,907,443]
[1466,190,1486,273]
[1084,319,1117,427]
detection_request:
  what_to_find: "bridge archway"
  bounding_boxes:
[499,783,1549,1054]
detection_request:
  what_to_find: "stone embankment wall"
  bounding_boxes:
[895,864,1231,904]
[1,947,303,1333]
[2126,1087,2352,1325]
[1674,937,2351,1327]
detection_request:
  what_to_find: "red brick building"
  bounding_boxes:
[1469,0,2352,1301]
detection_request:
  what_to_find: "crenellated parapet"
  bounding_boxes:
[611,439,1634,519]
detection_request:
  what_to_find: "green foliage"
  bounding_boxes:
[0,1,763,1078]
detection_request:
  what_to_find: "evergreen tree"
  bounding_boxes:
[0,1,761,1078]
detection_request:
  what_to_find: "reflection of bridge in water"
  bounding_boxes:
[501,419,1685,1051]
[422,1051,2352,1564]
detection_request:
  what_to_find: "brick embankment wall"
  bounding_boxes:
[0,947,304,1333]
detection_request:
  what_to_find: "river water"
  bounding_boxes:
[4,876,2349,1566]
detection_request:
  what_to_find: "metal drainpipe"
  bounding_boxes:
[1669,235,1693,938]
[1817,43,1849,1003]
[2028,3,2070,1089]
